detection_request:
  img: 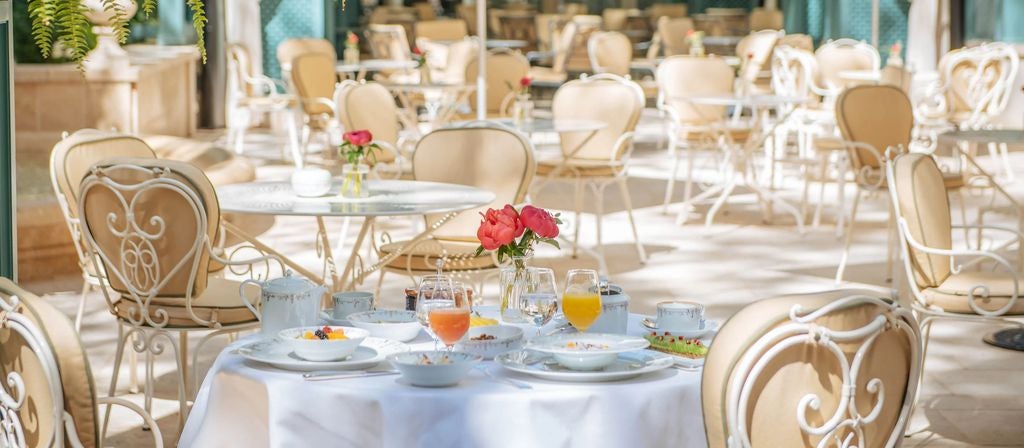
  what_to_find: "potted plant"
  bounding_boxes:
[338,130,379,198]
[413,46,430,84]
[344,31,360,65]
[475,204,561,322]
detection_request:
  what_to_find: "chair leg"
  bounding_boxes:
[285,109,303,169]
[617,177,646,263]
[684,146,696,203]
[662,139,680,214]
[835,188,862,284]
[74,280,90,332]
[375,269,387,301]
[102,323,129,439]
[812,156,828,229]
[592,183,605,263]
[572,177,584,259]
[956,188,969,246]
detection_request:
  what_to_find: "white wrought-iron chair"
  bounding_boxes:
[646,16,693,59]
[77,159,281,432]
[702,289,921,448]
[0,277,163,447]
[534,74,647,267]
[889,152,1024,379]
[735,29,781,94]
[374,122,535,296]
[528,20,578,88]
[814,38,880,94]
[333,80,410,177]
[226,44,301,165]
[657,56,749,213]
[276,38,336,91]
[50,130,156,331]
[914,42,1020,178]
[832,85,968,284]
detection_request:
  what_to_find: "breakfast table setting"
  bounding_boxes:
[181,204,718,447]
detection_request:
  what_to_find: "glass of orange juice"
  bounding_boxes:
[425,282,471,351]
[562,269,602,332]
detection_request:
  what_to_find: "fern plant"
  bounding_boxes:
[27,0,208,68]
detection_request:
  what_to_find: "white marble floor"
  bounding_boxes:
[31,112,1024,447]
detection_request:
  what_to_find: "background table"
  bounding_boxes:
[218,179,494,291]
[336,60,418,80]
[385,83,477,131]
[180,312,708,447]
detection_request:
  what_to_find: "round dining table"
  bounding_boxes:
[179,310,708,447]
[217,179,495,291]
[336,59,419,81]
[385,82,477,132]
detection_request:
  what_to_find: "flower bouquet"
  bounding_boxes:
[413,47,431,84]
[338,130,379,198]
[506,76,534,124]
[475,204,561,321]
[686,29,705,57]
[344,31,360,65]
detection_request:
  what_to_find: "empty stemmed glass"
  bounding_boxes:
[518,268,559,337]
[562,269,601,332]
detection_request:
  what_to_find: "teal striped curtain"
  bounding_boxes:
[782,0,909,62]
[966,0,1024,43]
[260,0,328,79]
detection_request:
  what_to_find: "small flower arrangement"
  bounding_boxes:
[338,130,378,166]
[475,204,560,262]
[685,29,705,46]
[889,40,902,57]
[412,47,427,68]
[345,31,359,50]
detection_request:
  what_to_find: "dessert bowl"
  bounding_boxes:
[387,351,482,387]
[279,326,368,362]
[347,309,423,342]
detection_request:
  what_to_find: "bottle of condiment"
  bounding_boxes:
[404,288,417,311]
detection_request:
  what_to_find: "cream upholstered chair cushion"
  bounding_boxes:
[292,53,338,117]
[890,153,953,289]
[335,82,401,164]
[588,31,632,76]
[528,21,578,86]
[835,85,913,170]
[379,125,535,272]
[778,33,814,52]
[735,30,780,87]
[0,278,98,447]
[748,7,783,31]
[111,277,260,328]
[541,74,644,174]
[277,38,336,83]
[815,39,880,91]
[648,3,687,27]
[702,289,918,448]
[656,56,750,142]
[465,49,530,117]
[653,17,694,57]
[51,130,156,210]
[921,271,1024,315]
[367,24,413,61]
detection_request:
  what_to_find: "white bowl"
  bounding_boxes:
[290,168,332,197]
[279,326,368,362]
[347,310,423,342]
[455,325,524,359]
[527,333,649,371]
[387,351,482,387]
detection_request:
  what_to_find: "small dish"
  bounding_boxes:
[455,325,524,359]
[495,350,674,382]
[347,309,423,342]
[527,333,649,371]
[641,318,719,339]
[278,326,368,362]
[319,309,349,326]
[387,351,483,387]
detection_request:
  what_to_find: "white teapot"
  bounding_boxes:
[240,272,326,339]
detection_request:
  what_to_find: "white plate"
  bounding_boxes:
[236,337,410,372]
[495,350,674,382]
[641,318,719,339]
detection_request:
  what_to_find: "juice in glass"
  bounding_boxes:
[428,308,471,346]
[562,291,602,331]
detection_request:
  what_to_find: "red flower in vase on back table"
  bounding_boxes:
[339,130,379,165]
[412,47,427,67]
[476,204,560,261]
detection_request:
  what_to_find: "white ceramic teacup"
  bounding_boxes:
[331,291,374,320]
[655,301,704,332]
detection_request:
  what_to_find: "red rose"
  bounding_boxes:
[412,47,423,56]
[519,76,531,87]
[344,130,373,146]
[519,205,559,238]
[476,205,525,250]
[686,29,695,37]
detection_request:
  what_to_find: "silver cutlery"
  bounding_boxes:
[302,370,399,381]
[475,366,532,389]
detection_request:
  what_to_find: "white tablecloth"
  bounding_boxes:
[180,314,708,448]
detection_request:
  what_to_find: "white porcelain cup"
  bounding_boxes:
[331,291,374,320]
[655,301,704,332]
[291,168,332,198]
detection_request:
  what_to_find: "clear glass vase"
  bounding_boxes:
[341,163,370,198]
[344,47,360,65]
[512,94,534,125]
[499,255,533,323]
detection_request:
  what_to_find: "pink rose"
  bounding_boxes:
[519,76,532,88]
[476,205,525,250]
[519,205,559,238]
[343,130,373,146]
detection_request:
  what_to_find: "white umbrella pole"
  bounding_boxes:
[476,0,487,120]
[871,0,880,48]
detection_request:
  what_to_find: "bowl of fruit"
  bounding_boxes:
[455,325,523,359]
[279,326,369,362]
[347,310,423,342]
[387,350,482,387]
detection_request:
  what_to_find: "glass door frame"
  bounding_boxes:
[0,0,14,280]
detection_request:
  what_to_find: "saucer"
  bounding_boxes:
[320,309,350,326]
[641,318,718,339]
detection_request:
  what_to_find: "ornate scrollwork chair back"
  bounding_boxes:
[937,42,1020,129]
[0,278,162,447]
[702,289,921,448]
[50,130,157,330]
[735,30,781,91]
[814,39,881,93]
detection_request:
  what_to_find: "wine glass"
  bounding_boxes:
[519,268,559,338]
[427,282,471,351]
[416,275,453,349]
[562,269,601,332]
